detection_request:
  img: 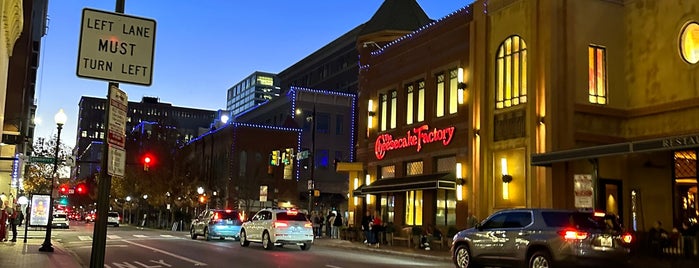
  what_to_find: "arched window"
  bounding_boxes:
[496,36,528,109]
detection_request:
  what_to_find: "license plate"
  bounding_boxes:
[600,236,612,247]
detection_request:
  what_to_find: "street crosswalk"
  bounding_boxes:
[76,234,185,241]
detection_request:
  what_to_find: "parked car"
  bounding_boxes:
[85,212,95,222]
[52,211,70,229]
[107,211,121,227]
[239,208,313,250]
[451,208,634,268]
[190,209,243,241]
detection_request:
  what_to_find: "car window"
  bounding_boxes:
[108,212,119,217]
[504,212,532,228]
[262,211,272,220]
[482,213,508,229]
[542,212,622,231]
[214,211,239,221]
[276,211,307,221]
[54,214,67,220]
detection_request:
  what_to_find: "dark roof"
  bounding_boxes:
[360,173,456,194]
[359,0,433,36]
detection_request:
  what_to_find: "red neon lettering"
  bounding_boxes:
[374,125,455,160]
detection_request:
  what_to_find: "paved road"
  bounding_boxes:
[58,221,451,268]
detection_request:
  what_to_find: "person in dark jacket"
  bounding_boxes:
[332,211,343,239]
[361,210,374,244]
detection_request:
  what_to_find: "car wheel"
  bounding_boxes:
[204,228,211,241]
[300,243,311,251]
[220,236,225,240]
[190,227,198,240]
[453,244,477,268]
[262,232,273,250]
[240,230,250,247]
[529,250,552,268]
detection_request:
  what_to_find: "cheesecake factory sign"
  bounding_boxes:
[374,125,455,160]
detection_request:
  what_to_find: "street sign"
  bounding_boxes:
[297,150,309,160]
[108,85,128,148]
[107,145,126,177]
[77,8,156,86]
[66,155,76,167]
[30,156,55,164]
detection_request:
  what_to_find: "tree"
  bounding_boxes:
[22,136,72,194]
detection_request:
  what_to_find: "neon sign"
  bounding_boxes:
[374,125,455,160]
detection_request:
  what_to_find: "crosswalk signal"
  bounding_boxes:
[282,148,293,166]
[270,150,280,166]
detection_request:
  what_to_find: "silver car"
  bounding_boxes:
[451,208,634,268]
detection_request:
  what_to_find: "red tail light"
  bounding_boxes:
[559,229,588,240]
[622,233,633,244]
[274,221,288,228]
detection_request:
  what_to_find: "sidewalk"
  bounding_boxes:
[0,226,83,268]
[312,237,451,262]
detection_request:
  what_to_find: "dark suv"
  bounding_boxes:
[451,209,633,268]
[190,209,242,241]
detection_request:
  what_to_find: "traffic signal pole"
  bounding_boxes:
[90,3,123,268]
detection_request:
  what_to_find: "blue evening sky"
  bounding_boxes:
[34,1,471,148]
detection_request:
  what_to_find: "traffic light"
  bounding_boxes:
[142,153,155,171]
[59,185,68,194]
[270,150,280,166]
[282,148,294,166]
[76,184,86,194]
[198,195,207,204]
[59,196,68,205]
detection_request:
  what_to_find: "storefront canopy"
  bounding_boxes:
[531,133,699,166]
[359,172,456,194]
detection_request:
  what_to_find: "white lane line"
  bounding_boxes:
[107,235,121,239]
[326,265,344,268]
[134,234,148,238]
[160,235,175,238]
[121,239,207,266]
[78,236,92,241]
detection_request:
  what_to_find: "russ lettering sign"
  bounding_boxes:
[374,125,455,160]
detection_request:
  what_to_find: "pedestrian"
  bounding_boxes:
[326,211,334,238]
[332,211,342,239]
[466,211,479,229]
[648,220,669,256]
[419,227,432,251]
[310,211,321,238]
[361,210,373,244]
[371,211,382,247]
[8,204,18,242]
[0,202,8,242]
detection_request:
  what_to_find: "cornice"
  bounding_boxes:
[2,0,24,56]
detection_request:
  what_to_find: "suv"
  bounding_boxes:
[190,209,243,241]
[52,211,70,229]
[451,209,634,268]
[239,208,313,250]
[107,212,121,227]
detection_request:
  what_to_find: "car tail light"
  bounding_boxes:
[622,233,633,244]
[559,228,588,240]
[274,221,289,228]
[304,222,312,228]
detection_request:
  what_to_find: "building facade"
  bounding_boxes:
[75,96,217,179]
[355,0,699,235]
[226,71,280,116]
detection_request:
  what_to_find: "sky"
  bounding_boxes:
[34,1,472,148]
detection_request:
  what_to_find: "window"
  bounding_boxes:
[406,84,414,125]
[390,90,397,129]
[417,81,425,122]
[436,74,445,117]
[496,35,528,109]
[436,190,456,226]
[681,22,699,64]
[380,93,387,131]
[436,156,456,173]
[316,113,330,134]
[380,195,396,224]
[449,69,458,114]
[406,161,423,176]
[588,45,607,104]
[380,165,395,179]
[335,115,344,135]
[316,149,329,168]
[405,190,423,225]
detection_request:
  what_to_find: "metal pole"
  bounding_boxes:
[38,122,62,252]
[308,105,316,212]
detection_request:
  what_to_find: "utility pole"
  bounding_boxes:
[308,104,316,213]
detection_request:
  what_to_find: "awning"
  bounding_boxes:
[352,184,367,196]
[531,133,699,166]
[359,173,456,194]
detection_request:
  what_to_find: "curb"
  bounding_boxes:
[317,240,452,262]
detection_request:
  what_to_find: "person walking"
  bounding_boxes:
[0,202,8,242]
[7,204,18,242]
[331,211,342,239]
[371,211,382,247]
[361,210,373,244]
[311,211,322,238]
[326,211,334,238]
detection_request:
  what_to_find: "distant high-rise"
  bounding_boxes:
[226,71,280,116]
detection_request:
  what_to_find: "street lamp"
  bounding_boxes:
[39,108,67,252]
[125,196,131,224]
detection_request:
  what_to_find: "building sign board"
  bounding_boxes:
[574,174,594,210]
[374,125,455,160]
[77,8,156,85]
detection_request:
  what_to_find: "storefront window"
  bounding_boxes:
[406,190,423,225]
[381,165,395,179]
[380,195,395,224]
[674,150,698,226]
[406,161,423,176]
[436,189,456,226]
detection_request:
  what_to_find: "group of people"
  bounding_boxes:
[648,220,698,258]
[309,210,344,239]
[361,210,383,248]
[0,201,24,242]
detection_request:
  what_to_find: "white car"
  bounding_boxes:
[239,208,313,250]
[107,212,120,227]
[52,212,70,229]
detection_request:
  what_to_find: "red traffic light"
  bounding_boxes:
[76,184,86,194]
[59,185,68,194]
[142,154,154,164]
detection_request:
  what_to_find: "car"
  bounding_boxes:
[85,213,95,222]
[239,208,313,250]
[52,211,70,229]
[107,212,121,227]
[451,208,634,268]
[190,209,243,241]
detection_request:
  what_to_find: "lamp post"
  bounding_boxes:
[39,108,67,252]
[125,196,131,224]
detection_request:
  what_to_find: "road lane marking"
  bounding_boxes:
[160,235,175,238]
[107,235,121,239]
[326,265,344,268]
[122,239,207,266]
[134,234,148,238]
[78,236,92,241]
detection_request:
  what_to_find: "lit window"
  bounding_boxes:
[437,73,445,117]
[380,94,387,131]
[405,190,423,225]
[496,36,528,109]
[81,131,87,137]
[449,69,458,114]
[417,81,425,122]
[390,90,397,129]
[588,45,607,104]
[406,161,423,176]
[380,165,395,178]
[406,84,414,125]
[681,22,699,64]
